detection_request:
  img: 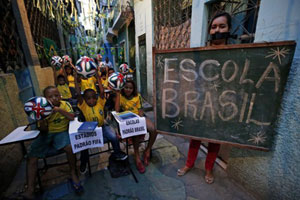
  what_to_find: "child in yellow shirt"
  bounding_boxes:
[24,86,82,199]
[63,63,76,98]
[74,71,126,174]
[56,75,72,100]
[115,80,157,174]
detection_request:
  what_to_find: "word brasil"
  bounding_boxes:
[162,58,280,126]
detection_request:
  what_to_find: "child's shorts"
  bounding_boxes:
[28,131,70,158]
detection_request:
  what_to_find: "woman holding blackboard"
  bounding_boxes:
[177,12,232,184]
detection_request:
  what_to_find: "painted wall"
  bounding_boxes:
[134,0,154,103]
[34,66,55,94]
[0,74,29,195]
[190,0,210,47]
[227,0,300,199]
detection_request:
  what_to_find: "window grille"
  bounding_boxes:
[0,0,26,73]
[153,0,193,50]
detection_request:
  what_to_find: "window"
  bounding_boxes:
[207,0,260,44]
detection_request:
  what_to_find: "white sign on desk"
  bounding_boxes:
[112,111,147,139]
[69,118,104,153]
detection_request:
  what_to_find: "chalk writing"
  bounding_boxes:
[154,42,296,149]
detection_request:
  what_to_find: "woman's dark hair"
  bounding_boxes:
[121,80,138,97]
[208,12,232,31]
[43,86,56,97]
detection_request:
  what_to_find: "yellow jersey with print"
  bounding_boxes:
[57,84,72,99]
[78,97,106,127]
[120,94,142,115]
[101,78,108,88]
[67,75,75,88]
[47,100,73,133]
[80,76,97,92]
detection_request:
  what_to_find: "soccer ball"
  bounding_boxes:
[24,97,53,121]
[51,56,63,70]
[75,56,97,78]
[119,63,130,74]
[108,72,126,90]
[62,55,72,64]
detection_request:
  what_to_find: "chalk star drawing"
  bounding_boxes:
[157,56,164,69]
[265,47,290,64]
[248,131,266,145]
[210,80,221,91]
[171,118,183,131]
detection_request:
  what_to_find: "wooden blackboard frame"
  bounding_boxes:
[152,41,296,151]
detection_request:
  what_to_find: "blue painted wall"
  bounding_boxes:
[227,0,300,199]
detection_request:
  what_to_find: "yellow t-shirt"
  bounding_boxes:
[67,75,75,88]
[78,97,106,127]
[80,77,97,92]
[47,101,73,133]
[57,84,72,99]
[101,78,108,88]
[120,94,142,115]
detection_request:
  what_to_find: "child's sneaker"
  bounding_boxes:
[80,163,88,174]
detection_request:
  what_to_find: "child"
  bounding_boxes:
[100,71,111,99]
[74,71,126,174]
[56,75,72,100]
[23,86,82,199]
[115,80,157,173]
[100,72,109,89]
[108,68,115,78]
[63,63,76,98]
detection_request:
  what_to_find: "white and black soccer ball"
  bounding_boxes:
[24,96,53,121]
[119,63,130,74]
[75,56,97,78]
[62,55,72,64]
[51,56,63,70]
[108,72,126,90]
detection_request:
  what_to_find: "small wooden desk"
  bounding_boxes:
[0,126,40,155]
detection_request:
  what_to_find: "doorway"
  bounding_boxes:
[138,34,148,100]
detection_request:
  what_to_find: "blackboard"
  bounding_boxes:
[153,41,296,150]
